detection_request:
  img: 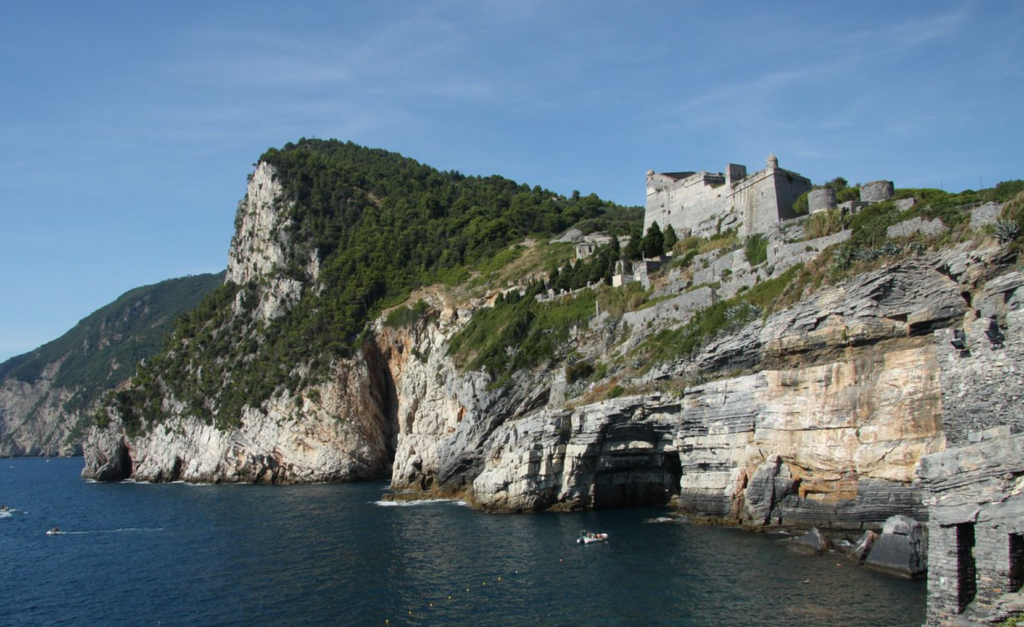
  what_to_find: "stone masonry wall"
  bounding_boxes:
[645,171,736,238]
[919,432,1024,625]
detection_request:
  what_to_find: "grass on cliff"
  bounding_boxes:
[448,282,597,378]
[635,264,803,365]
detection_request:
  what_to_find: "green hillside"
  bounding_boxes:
[0,272,225,417]
[109,139,641,433]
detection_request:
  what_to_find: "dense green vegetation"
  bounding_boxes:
[743,233,768,266]
[108,139,640,432]
[792,177,859,215]
[0,273,224,419]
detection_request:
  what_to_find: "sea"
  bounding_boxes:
[0,458,924,626]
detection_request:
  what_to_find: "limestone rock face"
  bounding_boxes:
[83,352,396,484]
[225,162,307,321]
[78,152,1024,542]
[675,345,943,526]
[470,395,680,512]
[0,363,81,457]
[81,423,131,481]
[375,302,499,494]
[789,527,831,554]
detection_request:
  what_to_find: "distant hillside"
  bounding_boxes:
[0,272,225,456]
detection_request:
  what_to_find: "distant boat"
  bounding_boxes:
[46,527,62,536]
[577,530,609,544]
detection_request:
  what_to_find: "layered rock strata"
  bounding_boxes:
[80,160,1023,537]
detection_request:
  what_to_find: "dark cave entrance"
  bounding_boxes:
[592,452,682,509]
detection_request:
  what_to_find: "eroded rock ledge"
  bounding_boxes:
[81,188,1024,532]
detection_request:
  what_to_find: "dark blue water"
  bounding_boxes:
[0,458,924,626]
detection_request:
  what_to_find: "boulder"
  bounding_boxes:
[788,527,831,555]
[847,530,877,562]
[864,515,927,578]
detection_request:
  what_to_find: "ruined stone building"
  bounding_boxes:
[919,429,1024,625]
[644,154,812,239]
[918,300,1024,625]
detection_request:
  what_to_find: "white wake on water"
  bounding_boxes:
[53,528,165,535]
[373,499,464,507]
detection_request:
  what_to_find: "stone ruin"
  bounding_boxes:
[861,179,895,204]
[919,429,1024,625]
[808,187,837,214]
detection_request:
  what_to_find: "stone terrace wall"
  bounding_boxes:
[767,229,851,273]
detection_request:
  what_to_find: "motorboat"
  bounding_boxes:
[577,530,608,544]
[46,527,62,536]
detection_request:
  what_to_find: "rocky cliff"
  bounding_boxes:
[80,143,1024,532]
[0,272,223,457]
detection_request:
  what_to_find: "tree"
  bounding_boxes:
[642,222,665,259]
[623,226,643,261]
[663,224,677,252]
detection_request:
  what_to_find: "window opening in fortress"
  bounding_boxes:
[956,522,978,612]
[1010,533,1024,593]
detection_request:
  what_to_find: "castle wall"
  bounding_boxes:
[645,160,811,240]
[645,171,735,239]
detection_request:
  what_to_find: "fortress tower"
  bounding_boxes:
[645,154,811,239]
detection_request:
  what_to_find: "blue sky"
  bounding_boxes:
[1,1,1021,362]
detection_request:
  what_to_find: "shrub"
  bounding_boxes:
[566,361,594,384]
[994,219,1021,245]
[383,300,429,328]
[805,209,847,239]
[744,233,768,266]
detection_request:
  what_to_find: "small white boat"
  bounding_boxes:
[577,530,609,544]
[46,527,62,536]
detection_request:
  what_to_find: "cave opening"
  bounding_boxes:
[591,453,682,509]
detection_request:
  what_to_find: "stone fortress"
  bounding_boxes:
[644,154,811,239]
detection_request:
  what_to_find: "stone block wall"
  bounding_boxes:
[970,202,1003,230]
[645,170,735,239]
[621,286,716,334]
[645,158,811,240]
[887,217,946,239]
[767,229,851,272]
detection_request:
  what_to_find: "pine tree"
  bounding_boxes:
[642,222,665,259]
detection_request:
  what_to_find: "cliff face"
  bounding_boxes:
[0,273,223,457]
[83,163,394,483]
[0,361,77,456]
[80,154,1024,531]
